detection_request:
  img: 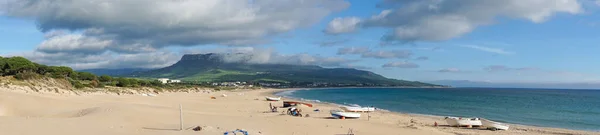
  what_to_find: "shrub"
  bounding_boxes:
[77,72,97,81]
[99,75,112,82]
[4,57,37,75]
[15,71,39,80]
[71,80,85,89]
[116,78,131,87]
[49,66,74,79]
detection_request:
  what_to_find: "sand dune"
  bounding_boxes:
[0,86,598,135]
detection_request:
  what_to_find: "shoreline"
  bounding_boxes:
[1,84,598,135]
[264,88,600,134]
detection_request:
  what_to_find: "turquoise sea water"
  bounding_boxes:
[277,88,600,131]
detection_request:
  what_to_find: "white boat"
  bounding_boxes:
[481,119,510,130]
[265,96,281,101]
[444,117,482,127]
[341,106,375,112]
[331,110,361,119]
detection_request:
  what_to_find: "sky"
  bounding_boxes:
[2,0,600,84]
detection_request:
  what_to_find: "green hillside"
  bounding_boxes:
[127,53,440,87]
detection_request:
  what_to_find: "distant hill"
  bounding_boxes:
[127,53,440,87]
[80,68,153,76]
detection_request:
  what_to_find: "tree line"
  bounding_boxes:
[0,56,166,89]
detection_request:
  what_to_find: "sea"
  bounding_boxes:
[276,88,600,131]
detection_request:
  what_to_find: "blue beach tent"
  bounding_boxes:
[224,129,249,135]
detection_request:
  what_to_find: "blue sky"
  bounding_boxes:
[2,0,600,84]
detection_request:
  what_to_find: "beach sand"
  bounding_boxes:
[0,86,598,135]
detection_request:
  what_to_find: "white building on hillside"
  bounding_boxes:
[169,80,181,83]
[157,78,170,84]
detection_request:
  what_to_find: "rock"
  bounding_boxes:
[192,126,202,131]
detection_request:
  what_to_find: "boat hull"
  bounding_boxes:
[341,106,375,112]
[265,97,281,101]
[481,119,510,130]
[283,101,313,107]
[445,117,482,126]
[331,111,361,119]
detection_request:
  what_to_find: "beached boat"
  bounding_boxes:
[331,110,361,119]
[283,101,313,107]
[444,117,482,127]
[265,96,281,101]
[341,106,375,112]
[481,119,510,130]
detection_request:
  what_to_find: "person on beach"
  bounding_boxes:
[287,107,297,115]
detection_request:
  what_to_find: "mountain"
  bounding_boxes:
[80,68,153,76]
[127,53,440,87]
[427,80,600,89]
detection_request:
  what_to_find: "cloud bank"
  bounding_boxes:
[325,0,582,42]
[4,0,350,48]
[337,46,413,59]
[382,61,419,68]
[206,48,360,67]
[484,65,540,72]
[1,0,353,69]
[459,45,514,55]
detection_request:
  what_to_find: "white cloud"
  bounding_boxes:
[438,68,461,73]
[362,50,412,59]
[415,56,429,61]
[2,0,354,69]
[484,65,540,72]
[36,32,157,54]
[317,39,350,47]
[324,17,361,34]
[17,51,180,70]
[216,48,359,67]
[382,61,419,68]
[3,0,350,49]
[337,47,413,59]
[337,46,370,55]
[459,45,514,55]
[43,30,68,38]
[184,47,360,67]
[37,34,113,55]
[327,0,582,42]
[16,46,359,70]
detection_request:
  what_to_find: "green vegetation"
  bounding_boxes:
[0,56,172,89]
[125,53,442,87]
[1,55,442,89]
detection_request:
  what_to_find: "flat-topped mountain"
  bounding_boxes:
[126,53,440,87]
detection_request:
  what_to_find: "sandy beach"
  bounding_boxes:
[0,85,598,135]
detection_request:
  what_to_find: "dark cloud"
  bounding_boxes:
[325,0,581,42]
[382,61,419,68]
